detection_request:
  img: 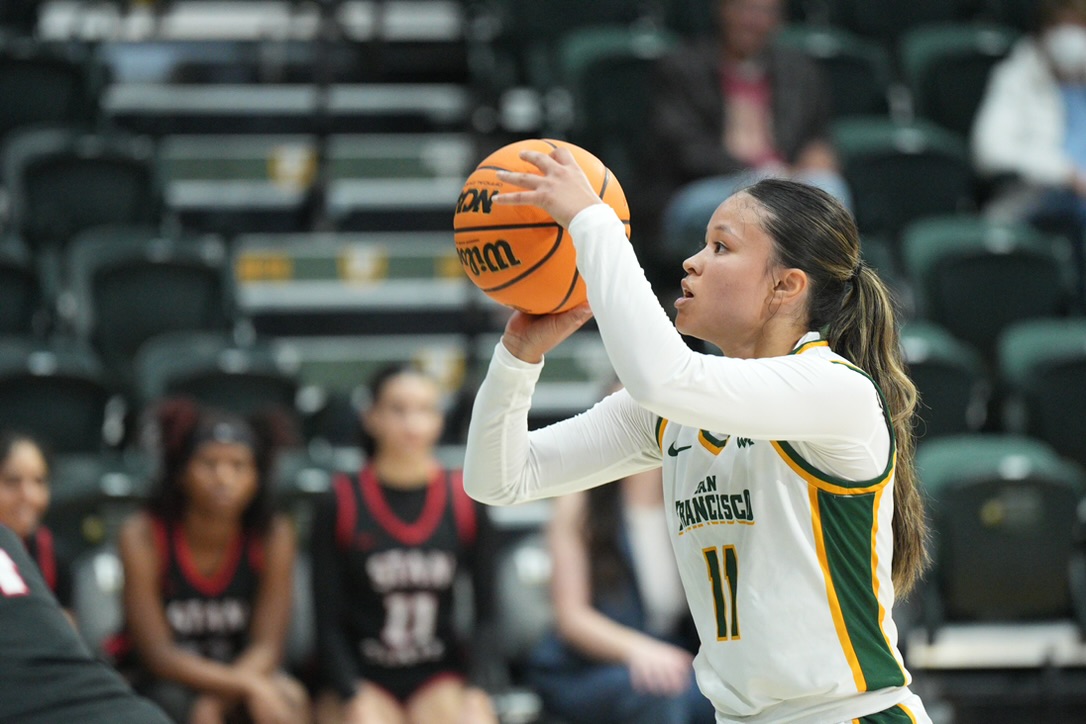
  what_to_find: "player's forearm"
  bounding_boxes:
[142,646,262,700]
[232,641,281,676]
[556,605,656,665]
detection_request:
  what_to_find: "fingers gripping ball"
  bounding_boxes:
[453,139,630,314]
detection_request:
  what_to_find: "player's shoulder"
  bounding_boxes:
[0,523,25,557]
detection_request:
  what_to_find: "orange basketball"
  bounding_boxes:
[453,138,630,314]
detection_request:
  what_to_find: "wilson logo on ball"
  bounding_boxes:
[457,240,522,276]
[452,138,630,314]
[456,188,498,215]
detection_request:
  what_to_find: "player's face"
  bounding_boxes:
[365,373,444,459]
[182,442,259,521]
[675,193,781,355]
[718,0,782,60]
[0,441,50,539]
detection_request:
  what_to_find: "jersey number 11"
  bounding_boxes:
[703,546,740,640]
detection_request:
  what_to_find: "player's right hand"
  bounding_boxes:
[501,303,593,364]
[627,638,694,697]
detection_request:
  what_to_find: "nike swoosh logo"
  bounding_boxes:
[668,442,692,456]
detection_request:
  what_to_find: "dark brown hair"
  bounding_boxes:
[744,178,929,596]
[146,397,294,534]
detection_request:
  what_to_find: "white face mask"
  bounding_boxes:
[1043,24,1086,80]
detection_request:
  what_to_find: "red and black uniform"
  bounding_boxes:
[108,518,265,677]
[23,525,72,609]
[0,524,171,723]
[149,517,265,663]
[311,466,495,702]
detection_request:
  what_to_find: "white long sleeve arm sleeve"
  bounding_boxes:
[463,342,661,505]
[568,205,886,446]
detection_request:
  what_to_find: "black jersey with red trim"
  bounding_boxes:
[0,524,171,723]
[312,465,484,697]
[151,517,265,663]
[23,525,72,608]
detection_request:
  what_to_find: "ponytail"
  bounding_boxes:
[744,178,930,596]
[828,264,930,596]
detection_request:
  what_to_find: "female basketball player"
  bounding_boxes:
[117,398,310,724]
[464,149,932,723]
[310,364,498,724]
[0,431,76,622]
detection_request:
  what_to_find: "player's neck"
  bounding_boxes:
[719,322,809,359]
[371,454,437,490]
[182,509,242,548]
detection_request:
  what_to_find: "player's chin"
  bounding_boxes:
[673,308,693,336]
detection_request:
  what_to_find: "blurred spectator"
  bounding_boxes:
[0,432,73,621]
[525,462,714,724]
[645,0,850,273]
[972,0,1086,296]
[115,398,310,724]
[310,364,497,724]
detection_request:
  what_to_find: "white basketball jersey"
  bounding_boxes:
[655,339,912,723]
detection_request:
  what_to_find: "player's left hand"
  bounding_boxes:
[493,147,604,228]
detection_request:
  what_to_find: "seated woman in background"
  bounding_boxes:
[116,397,310,724]
[310,364,498,724]
[972,0,1086,297]
[0,431,73,619]
[526,427,715,724]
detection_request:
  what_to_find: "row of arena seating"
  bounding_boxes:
[1,2,1085,722]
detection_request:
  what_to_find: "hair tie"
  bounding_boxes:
[851,259,865,280]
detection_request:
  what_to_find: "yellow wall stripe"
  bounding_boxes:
[809,485,866,691]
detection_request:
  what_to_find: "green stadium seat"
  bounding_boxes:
[901,321,990,439]
[915,434,1086,636]
[900,23,1018,139]
[133,330,303,421]
[901,215,1073,357]
[62,226,234,391]
[0,338,121,454]
[832,117,975,242]
[0,242,45,336]
[998,318,1086,468]
[474,0,647,93]
[775,25,893,119]
[557,26,679,188]
[2,127,163,255]
[825,0,975,48]
[0,42,101,147]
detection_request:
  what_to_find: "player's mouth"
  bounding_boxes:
[675,280,694,309]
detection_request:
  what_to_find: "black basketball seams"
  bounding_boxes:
[597,164,610,198]
[454,221,561,235]
[546,267,582,314]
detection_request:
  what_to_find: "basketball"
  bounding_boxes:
[453,138,630,315]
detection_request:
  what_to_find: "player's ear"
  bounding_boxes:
[773,267,808,304]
